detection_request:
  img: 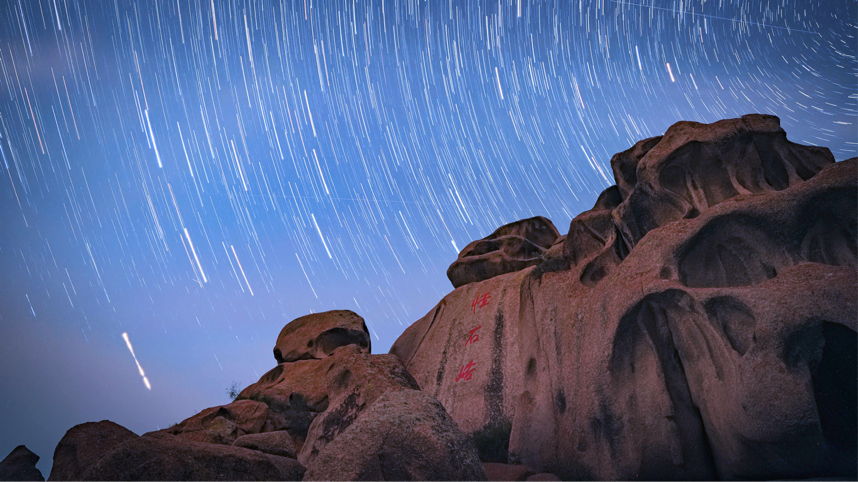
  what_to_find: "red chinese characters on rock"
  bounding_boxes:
[472,292,492,313]
[465,326,481,346]
[455,360,477,382]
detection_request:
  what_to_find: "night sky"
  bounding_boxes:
[0,0,854,474]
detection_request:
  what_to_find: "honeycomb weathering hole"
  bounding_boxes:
[812,322,857,476]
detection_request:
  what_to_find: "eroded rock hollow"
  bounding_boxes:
[391,114,857,480]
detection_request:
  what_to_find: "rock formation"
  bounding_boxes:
[273,310,371,363]
[47,310,485,481]
[0,446,44,481]
[391,114,857,480]
[20,114,853,481]
[448,216,560,288]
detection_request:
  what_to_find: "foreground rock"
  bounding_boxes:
[304,389,486,481]
[0,446,44,481]
[48,421,136,480]
[237,345,420,469]
[392,115,856,480]
[47,309,483,481]
[80,435,304,481]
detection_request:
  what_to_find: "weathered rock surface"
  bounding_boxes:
[79,434,305,481]
[154,399,277,445]
[482,462,536,481]
[0,446,44,481]
[235,345,420,468]
[447,216,559,288]
[273,310,370,364]
[304,389,487,481]
[392,116,856,480]
[611,114,834,247]
[232,431,296,458]
[525,473,561,481]
[48,421,137,481]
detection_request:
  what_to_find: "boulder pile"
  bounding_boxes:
[43,311,486,481]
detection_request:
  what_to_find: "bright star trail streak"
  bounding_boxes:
[122,332,151,390]
[231,245,254,296]
[0,0,854,475]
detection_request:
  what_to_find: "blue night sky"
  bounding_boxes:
[0,0,855,475]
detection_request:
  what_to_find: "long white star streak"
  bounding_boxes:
[122,332,151,390]
[144,109,163,168]
[230,245,254,296]
[184,228,207,283]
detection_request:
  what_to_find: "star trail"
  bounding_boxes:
[0,0,855,474]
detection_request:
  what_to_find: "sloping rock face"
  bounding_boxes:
[48,421,136,481]
[448,216,560,288]
[391,115,857,480]
[78,435,305,481]
[50,309,484,481]
[0,445,44,481]
[49,419,306,481]
[304,389,487,481]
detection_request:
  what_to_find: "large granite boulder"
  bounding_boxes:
[48,421,137,481]
[79,434,304,481]
[273,310,370,363]
[238,345,420,468]
[392,116,856,480]
[0,446,44,481]
[48,420,304,482]
[304,389,487,481]
[447,216,559,288]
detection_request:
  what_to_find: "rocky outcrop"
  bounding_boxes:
[232,431,297,458]
[273,310,371,364]
[448,216,560,288]
[392,115,856,480]
[48,421,137,481]
[78,435,305,481]
[0,446,44,481]
[155,399,279,445]
[237,345,421,468]
[49,309,484,481]
[304,389,486,481]
[142,309,419,473]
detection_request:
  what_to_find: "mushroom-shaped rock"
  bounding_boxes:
[303,389,487,481]
[80,433,305,481]
[273,310,370,364]
[0,446,44,481]
[48,421,136,481]
[448,216,559,288]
